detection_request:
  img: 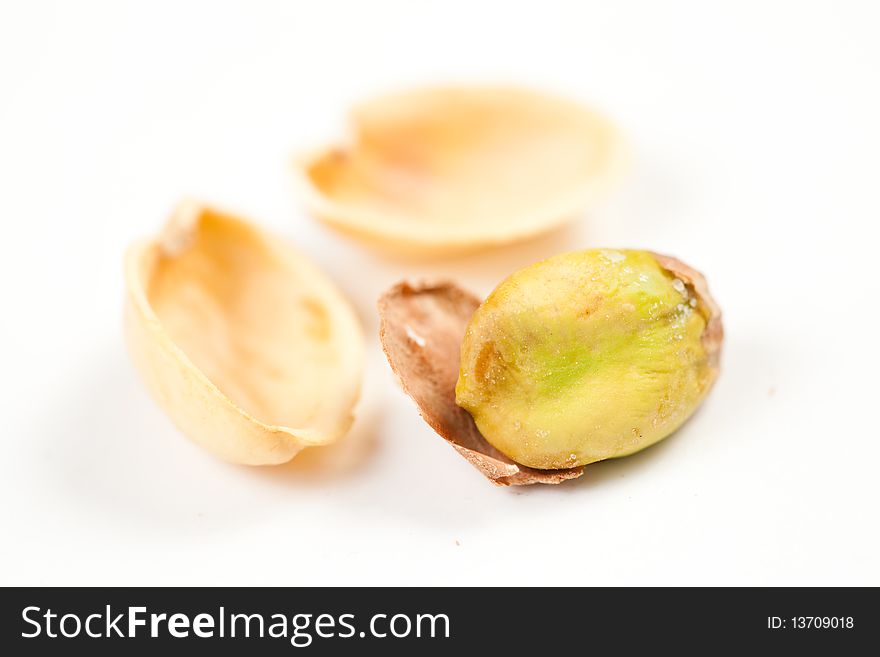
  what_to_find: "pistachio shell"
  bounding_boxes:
[124,202,363,465]
[377,281,584,485]
[295,86,625,253]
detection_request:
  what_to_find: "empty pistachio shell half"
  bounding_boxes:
[124,203,363,465]
[378,251,722,486]
[378,282,584,485]
[295,86,625,252]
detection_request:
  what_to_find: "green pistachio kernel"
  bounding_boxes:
[455,249,720,469]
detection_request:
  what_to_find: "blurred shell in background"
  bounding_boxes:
[295,86,626,253]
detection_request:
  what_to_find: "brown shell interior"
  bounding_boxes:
[378,281,584,486]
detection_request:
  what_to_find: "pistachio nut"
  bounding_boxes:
[378,250,722,485]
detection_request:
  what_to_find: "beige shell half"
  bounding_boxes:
[378,281,584,485]
[124,202,364,465]
[295,86,626,252]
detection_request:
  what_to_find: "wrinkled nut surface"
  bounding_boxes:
[295,86,625,252]
[124,202,364,465]
[378,281,584,485]
[456,250,723,470]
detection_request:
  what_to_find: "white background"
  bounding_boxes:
[2,0,879,586]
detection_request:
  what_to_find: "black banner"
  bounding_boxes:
[0,587,874,654]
